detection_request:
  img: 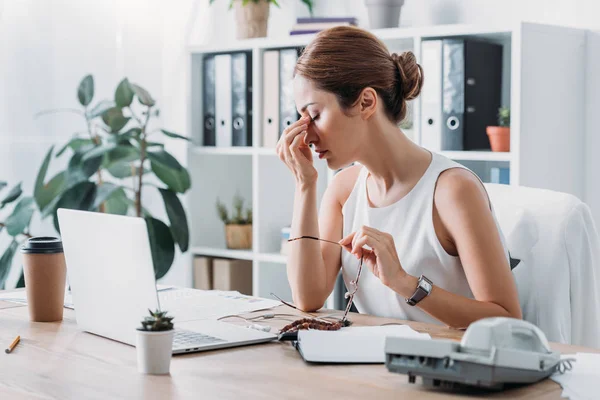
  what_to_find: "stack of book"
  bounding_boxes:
[290,17,358,36]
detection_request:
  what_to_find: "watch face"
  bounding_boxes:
[421,280,432,293]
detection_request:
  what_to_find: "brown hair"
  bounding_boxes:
[294,26,423,124]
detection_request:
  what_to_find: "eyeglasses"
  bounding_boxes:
[284,235,364,323]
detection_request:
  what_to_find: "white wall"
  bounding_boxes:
[2,0,599,288]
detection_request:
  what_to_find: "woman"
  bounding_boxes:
[276,26,522,329]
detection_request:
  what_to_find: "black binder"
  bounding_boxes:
[202,55,216,146]
[442,39,502,151]
[231,51,253,146]
[279,48,300,135]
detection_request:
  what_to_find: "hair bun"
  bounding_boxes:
[391,51,423,101]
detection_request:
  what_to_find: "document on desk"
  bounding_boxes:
[551,353,600,400]
[0,287,281,320]
[296,325,431,364]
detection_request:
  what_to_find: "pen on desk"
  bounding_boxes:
[5,335,20,354]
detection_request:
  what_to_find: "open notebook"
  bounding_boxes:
[295,324,431,364]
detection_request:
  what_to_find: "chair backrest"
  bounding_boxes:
[484,183,600,348]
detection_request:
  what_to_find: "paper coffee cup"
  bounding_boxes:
[20,237,66,322]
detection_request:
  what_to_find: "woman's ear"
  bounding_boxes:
[358,87,377,120]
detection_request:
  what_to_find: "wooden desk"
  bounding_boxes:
[0,295,593,400]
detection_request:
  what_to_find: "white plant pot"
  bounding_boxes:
[365,0,405,29]
[136,330,174,375]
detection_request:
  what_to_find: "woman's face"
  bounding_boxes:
[293,74,363,170]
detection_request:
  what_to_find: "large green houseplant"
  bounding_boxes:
[0,75,191,289]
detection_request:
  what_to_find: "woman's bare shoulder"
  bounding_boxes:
[326,164,363,207]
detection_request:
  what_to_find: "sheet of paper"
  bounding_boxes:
[551,353,600,400]
[0,287,282,319]
[297,325,431,364]
[157,288,281,322]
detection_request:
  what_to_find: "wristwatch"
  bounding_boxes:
[405,275,433,306]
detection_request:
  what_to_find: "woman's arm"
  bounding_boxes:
[393,168,522,328]
[341,168,522,329]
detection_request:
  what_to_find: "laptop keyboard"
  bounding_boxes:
[173,329,226,348]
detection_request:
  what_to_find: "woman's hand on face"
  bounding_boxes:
[276,115,318,187]
[339,226,408,289]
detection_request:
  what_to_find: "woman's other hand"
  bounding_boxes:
[339,226,409,290]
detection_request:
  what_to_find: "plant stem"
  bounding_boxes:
[34,108,85,118]
[135,107,152,218]
[0,223,33,239]
[87,115,106,213]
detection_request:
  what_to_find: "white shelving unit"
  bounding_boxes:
[185,22,587,308]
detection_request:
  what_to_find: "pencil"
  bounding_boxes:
[5,335,20,354]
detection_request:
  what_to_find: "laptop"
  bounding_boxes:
[57,208,277,354]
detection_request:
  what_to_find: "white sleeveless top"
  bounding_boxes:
[341,151,509,325]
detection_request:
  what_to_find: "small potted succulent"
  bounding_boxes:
[209,0,314,39]
[216,193,253,249]
[486,106,511,152]
[136,309,175,375]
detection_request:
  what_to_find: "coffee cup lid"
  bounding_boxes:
[20,237,63,254]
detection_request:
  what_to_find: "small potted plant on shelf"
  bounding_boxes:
[136,309,175,375]
[209,0,314,39]
[486,106,511,152]
[365,0,405,29]
[216,193,253,249]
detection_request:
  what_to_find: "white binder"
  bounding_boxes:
[262,50,280,148]
[420,40,443,152]
[215,54,232,147]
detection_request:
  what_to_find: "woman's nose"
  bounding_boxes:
[304,126,318,146]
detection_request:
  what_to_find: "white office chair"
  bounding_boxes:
[484,183,600,348]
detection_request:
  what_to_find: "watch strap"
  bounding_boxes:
[405,275,432,306]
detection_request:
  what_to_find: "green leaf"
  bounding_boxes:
[146,150,184,171]
[56,137,94,157]
[16,270,25,288]
[160,130,190,141]
[0,181,6,191]
[78,75,94,107]
[36,171,66,213]
[106,145,140,165]
[92,183,120,210]
[82,142,119,162]
[126,197,151,218]
[1,183,22,209]
[145,142,165,148]
[88,100,116,119]
[106,162,148,179]
[66,151,103,187]
[110,127,141,143]
[115,78,135,108]
[151,161,191,193]
[158,189,189,253]
[131,84,156,107]
[34,146,54,209]
[52,182,97,232]
[5,197,35,236]
[104,188,129,215]
[0,240,18,290]
[145,217,175,280]
[102,107,130,133]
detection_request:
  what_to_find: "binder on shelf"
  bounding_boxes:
[279,48,300,136]
[420,40,443,151]
[193,256,213,290]
[262,50,280,148]
[441,39,502,151]
[421,39,502,152]
[490,167,510,184]
[231,51,253,147]
[215,53,233,147]
[212,258,253,296]
[203,55,216,146]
